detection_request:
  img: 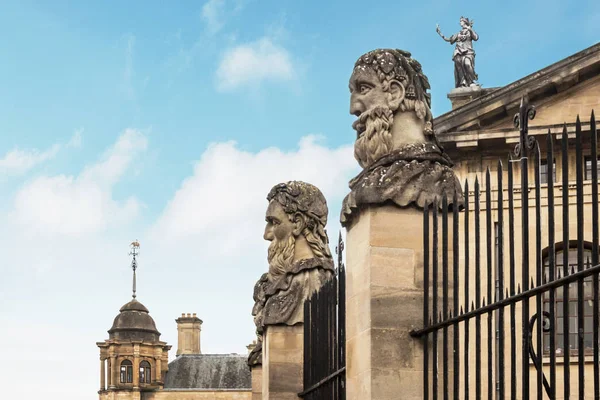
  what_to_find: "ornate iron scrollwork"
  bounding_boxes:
[514,97,537,158]
[528,311,553,397]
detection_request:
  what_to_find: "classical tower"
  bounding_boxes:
[96,241,171,400]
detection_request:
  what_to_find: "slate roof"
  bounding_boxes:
[163,354,251,390]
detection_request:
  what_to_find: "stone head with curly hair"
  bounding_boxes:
[349,49,437,168]
[264,181,332,278]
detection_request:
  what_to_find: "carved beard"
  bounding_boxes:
[267,234,296,280]
[353,106,394,169]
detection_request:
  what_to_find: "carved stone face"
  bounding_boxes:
[349,66,401,168]
[349,67,390,123]
[264,200,293,243]
[264,200,296,278]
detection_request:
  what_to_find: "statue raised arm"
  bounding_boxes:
[437,17,480,88]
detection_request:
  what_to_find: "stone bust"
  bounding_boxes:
[248,181,334,366]
[341,48,463,226]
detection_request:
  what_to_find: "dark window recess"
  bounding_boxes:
[541,158,556,184]
[120,360,133,383]
[139,360,152,384]
[543,247,596,356]
[585,156,600,180]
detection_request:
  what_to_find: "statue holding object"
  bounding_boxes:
[436,17,480,88]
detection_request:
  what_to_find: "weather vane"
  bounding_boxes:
[129,240,140,299]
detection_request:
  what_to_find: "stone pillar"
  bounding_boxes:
[133,344,140,389]
[100,358,106,391]
[251,365,263,400]
[262,325,303,400]
[346,205,440,400]
[109,355,117,389]
[156,356,163,384]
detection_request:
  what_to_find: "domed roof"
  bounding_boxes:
[108,298,161,342]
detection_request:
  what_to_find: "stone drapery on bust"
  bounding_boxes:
[341,48,463,226]
[248,181,334,367]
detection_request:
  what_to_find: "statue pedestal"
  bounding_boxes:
[447,85,499,110]
[346,205,452,400]
[262,325,303,400]
[251,365,263,400]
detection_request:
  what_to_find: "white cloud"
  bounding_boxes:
[0,144,60,176]
[10,129,147,236]
[201,0,226,35]
[215,37,295,91]
[152,135,356,244]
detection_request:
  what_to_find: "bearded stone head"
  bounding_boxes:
[350,49,435,168]
[264,181,332,279]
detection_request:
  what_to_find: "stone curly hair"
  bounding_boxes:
[267,181,332,259]
[354,49,433,123]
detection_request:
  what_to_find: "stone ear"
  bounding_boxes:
[387,80,405,110]
[292,213,306,236]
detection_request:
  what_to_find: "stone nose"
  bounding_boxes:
[350,94,363,117]
[263,225,273,241]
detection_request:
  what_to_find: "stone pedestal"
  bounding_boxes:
[346,204,445,400]
[262,325,303,400]
[251,365,263,400]
[447,85,498,109]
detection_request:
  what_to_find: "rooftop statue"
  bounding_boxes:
[248,181,334,367]
[341,49,463,226]
[436,17,480,88]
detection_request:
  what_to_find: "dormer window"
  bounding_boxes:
[120,360,133,383]
[139,360,152,384]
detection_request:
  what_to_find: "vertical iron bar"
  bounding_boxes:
[497,161,505,400]
[508,159,517,400]
[433,199,439,399]
[547,130,556,400]
[464,180,470,400]
[453,192,460,400]
[443,195,449,400]
[475,178,482,400]
[340,264,346,400]
[591,110,599,400]
[486,168,493,400]
[575,116,585,399]
[424,206,430,400]
[534,144,543,400]
[521,133,530,399]
[561,124,570,399]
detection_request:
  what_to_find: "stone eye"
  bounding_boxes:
[359,84,371,95]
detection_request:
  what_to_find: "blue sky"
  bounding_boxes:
[0,0,598,398]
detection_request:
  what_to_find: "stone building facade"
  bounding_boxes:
[435,42,600,398]
[97,301,251,400]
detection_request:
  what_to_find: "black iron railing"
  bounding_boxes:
[298,233,346,399]
[411,102,600,399]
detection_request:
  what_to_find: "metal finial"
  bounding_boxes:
[513,96,537,158]
[129,240,140,299]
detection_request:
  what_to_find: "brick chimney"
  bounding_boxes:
[175,313,203,355]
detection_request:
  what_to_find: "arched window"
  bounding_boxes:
[543,243,596,355]
[120,360,133,383]
[139,360,152,384]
